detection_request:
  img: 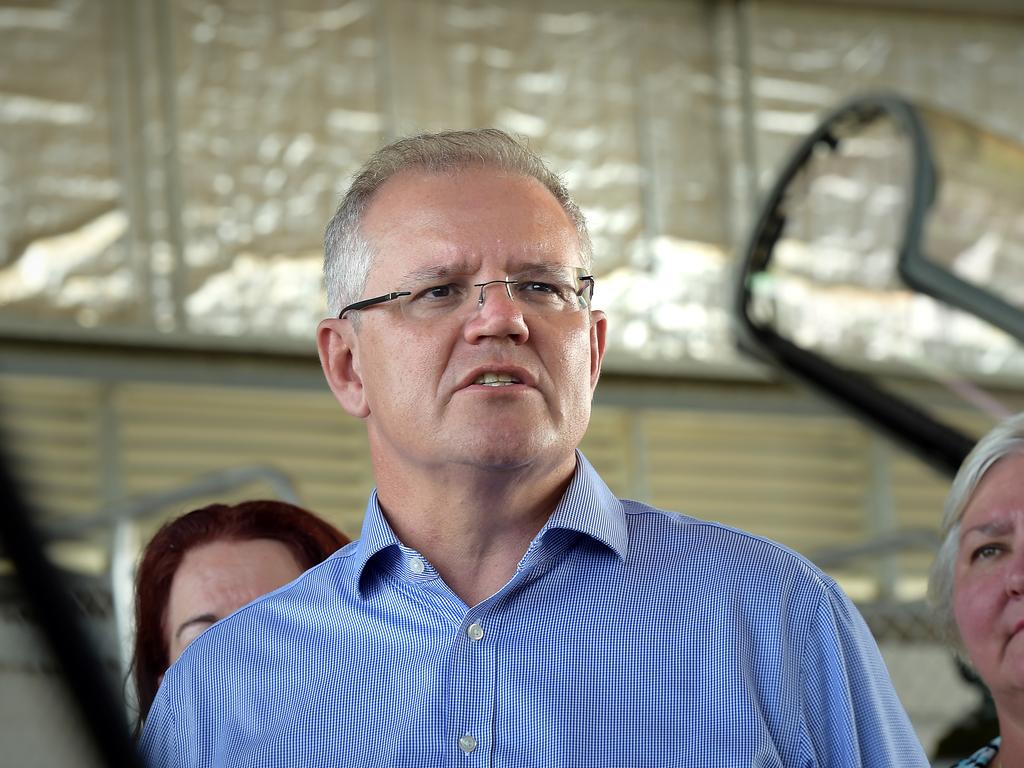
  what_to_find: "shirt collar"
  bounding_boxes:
[350,450,628,596]
[351,488,400,580]
[539,450,628,562]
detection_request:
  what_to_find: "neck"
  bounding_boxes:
[373,452,577,606]
[997,696,1024,767]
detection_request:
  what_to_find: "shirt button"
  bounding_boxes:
[458,734,478,754]
[409,557,425,575]
[467,622,484,641]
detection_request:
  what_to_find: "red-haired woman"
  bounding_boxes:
[131,500,349,733]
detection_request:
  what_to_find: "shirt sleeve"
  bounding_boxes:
[799,582,930,767]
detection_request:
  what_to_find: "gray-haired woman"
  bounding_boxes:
[929,412,1024,767]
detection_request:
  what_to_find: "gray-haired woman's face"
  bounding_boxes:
[953,453,1024,700]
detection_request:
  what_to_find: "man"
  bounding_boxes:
[140,129,927,766]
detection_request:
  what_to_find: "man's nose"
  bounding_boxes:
[475,279,516,307]
[463,279,529,343]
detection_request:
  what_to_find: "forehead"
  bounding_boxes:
[360,167,581,282]
[167,539,301,609]
[962,453,1024,527]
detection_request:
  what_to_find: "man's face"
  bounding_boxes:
[320,166,606,478]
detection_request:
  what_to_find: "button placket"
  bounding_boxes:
[449,611,495,762]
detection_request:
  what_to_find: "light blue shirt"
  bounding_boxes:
[140,453,927,767]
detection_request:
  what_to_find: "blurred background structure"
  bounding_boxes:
[0,0,1022,764]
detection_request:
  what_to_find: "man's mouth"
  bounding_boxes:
[473,372,521,387]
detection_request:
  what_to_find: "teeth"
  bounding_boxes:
[474,372,520,386]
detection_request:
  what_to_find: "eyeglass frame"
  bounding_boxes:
[337,270,595,320]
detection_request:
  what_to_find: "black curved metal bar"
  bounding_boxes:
[734,91,976,478]
[900,251,1024,345]
[898,106,1024,345]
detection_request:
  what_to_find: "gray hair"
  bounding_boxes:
[928,411,1024,652]
[323,128,593,317]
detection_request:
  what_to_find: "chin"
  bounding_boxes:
[456,433,562,471]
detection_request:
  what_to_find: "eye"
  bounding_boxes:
[970,543,1004,562]
[412,284,461,302]
[517,280,573,302]
[521,281,557,293]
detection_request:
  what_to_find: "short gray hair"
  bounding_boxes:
[323,128,593,317]
[928,411,1024,652]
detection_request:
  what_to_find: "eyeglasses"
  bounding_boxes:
[339,266,595,322]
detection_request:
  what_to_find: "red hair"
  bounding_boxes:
[131,500,349,732]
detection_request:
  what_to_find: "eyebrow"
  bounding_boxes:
[175,613,219,641]
[960,519,1013,540]
[400,263,475,283]
[400,260,571,283]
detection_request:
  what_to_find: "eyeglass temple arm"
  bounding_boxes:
[581,275,594,299]
[339,291,411,319]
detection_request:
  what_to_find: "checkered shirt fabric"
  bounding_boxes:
[140,452,928,767]
[951,737,1001,767]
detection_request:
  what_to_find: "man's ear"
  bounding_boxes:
[589,309,608,393]
[317,319,370,418]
